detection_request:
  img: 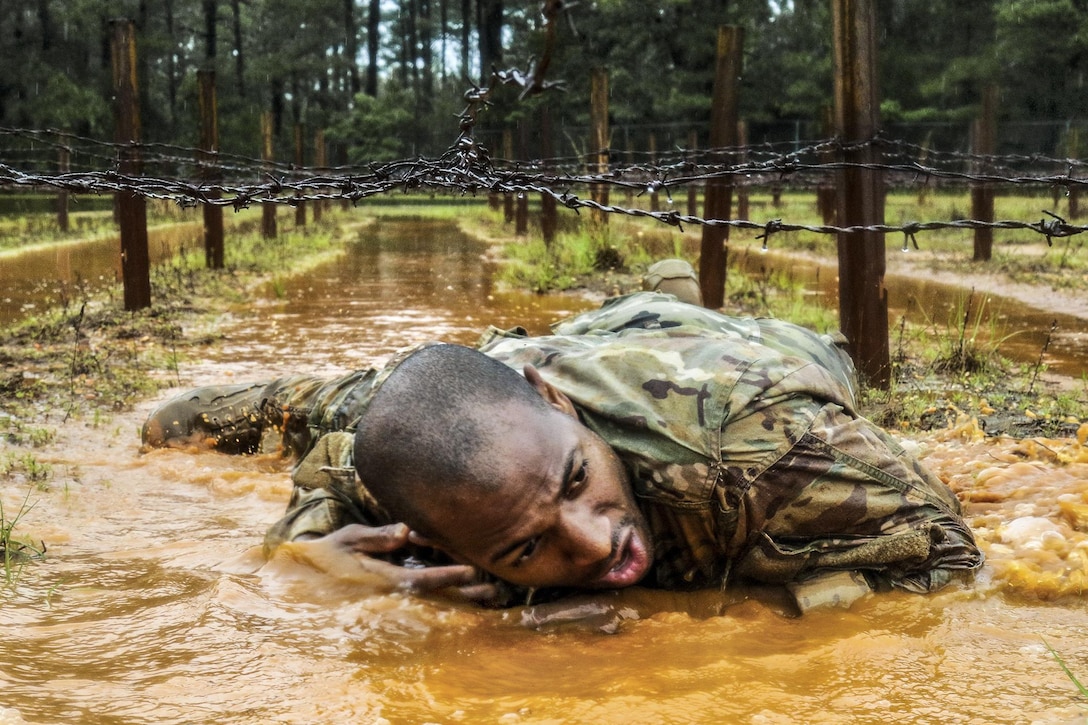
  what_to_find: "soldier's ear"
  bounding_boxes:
[523,364,577,418]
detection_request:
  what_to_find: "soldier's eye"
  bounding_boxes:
[513,538,539,566]
[566,459,589,498]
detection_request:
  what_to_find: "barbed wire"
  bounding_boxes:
[3,143,1087,247]
[2,0,1087,249]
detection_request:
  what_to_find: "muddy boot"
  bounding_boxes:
[141,382,283,454]
[642,259,703,306]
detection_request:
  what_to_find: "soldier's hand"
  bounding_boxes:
[296,523,499,603]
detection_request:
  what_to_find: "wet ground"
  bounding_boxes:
[2,215,1088,724]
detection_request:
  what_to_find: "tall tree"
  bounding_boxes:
[232,0,245,95]
[461,0,471,80]
[203,0,217,63]
[365,0,380,96]
[477,0,502,83]
[344,0,361,97]
[420,0,435,105]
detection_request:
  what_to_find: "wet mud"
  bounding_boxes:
[2,216,1087,724]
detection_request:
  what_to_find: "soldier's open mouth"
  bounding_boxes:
[594,527,651,588]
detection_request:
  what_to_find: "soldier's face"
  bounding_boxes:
[417,387,655,591]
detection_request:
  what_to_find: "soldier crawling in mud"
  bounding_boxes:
[142,261,983,614]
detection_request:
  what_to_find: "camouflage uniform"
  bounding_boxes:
[262,292,982,606]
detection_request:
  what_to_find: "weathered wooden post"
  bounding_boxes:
[57,135,70,233]
[502,128,515,223]
[110,18,151,311]
[1070,126,1079,217]
[198,69,224,269]
[701,26,743,310]
[832,0,889,388]
[313,128,326,223]
[971,83,998,262]
[515,123,529,235]
[1067,127,1080,219]
[736,120,749,221]
[624,133,635,206]
[338,143,351,211]
[818,105,836,224]
[687,131,699,218]
[540,105,557,247]
[260,111,277,239]
[590,67,610,226]
[648,133,660,212]
[294,123,307,227]
[916,135,931,207]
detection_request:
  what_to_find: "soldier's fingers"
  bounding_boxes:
[400,564,479,592]
[334,522,411,554]
[451,582,501,603]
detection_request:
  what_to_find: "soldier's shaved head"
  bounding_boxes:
[353,343,556,533]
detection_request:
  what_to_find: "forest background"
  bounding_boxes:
[3,0,1088,167]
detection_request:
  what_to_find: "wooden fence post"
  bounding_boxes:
[649,133,660,212]
[832,0,889,388]
[540,104,557,247]
[700,26,743,310]
[687,131,699,218]
[338,142,351,211]
[590,67,610,225]
[110,18,151,311]
[313,128,326,223]
[818,105,836,224]
[624,133,634,206]
[57,135,70,233]
[1067,127,1080,219]
[971,83,998,262]
[736,120,749,221]
[515,122,529,235]
[198,69,224,269]
[502,128,515,223]
[260,111,278,239]
[294,123,306,227]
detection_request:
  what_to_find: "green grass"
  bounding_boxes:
[1,487,46,591]
[1044,639,1088,706]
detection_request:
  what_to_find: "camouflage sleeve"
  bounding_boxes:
[263,432,388,553]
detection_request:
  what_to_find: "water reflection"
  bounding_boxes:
[1,215,1087,724]
[188,216,592,382]
[0,222,203,324]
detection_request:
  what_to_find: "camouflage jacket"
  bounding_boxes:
[265,293,982,603]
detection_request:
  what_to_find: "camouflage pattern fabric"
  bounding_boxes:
[544,290,860,403]
[264,292,982,602]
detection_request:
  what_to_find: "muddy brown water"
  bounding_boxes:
[2,215,1088,724]
[0,222,204,325]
